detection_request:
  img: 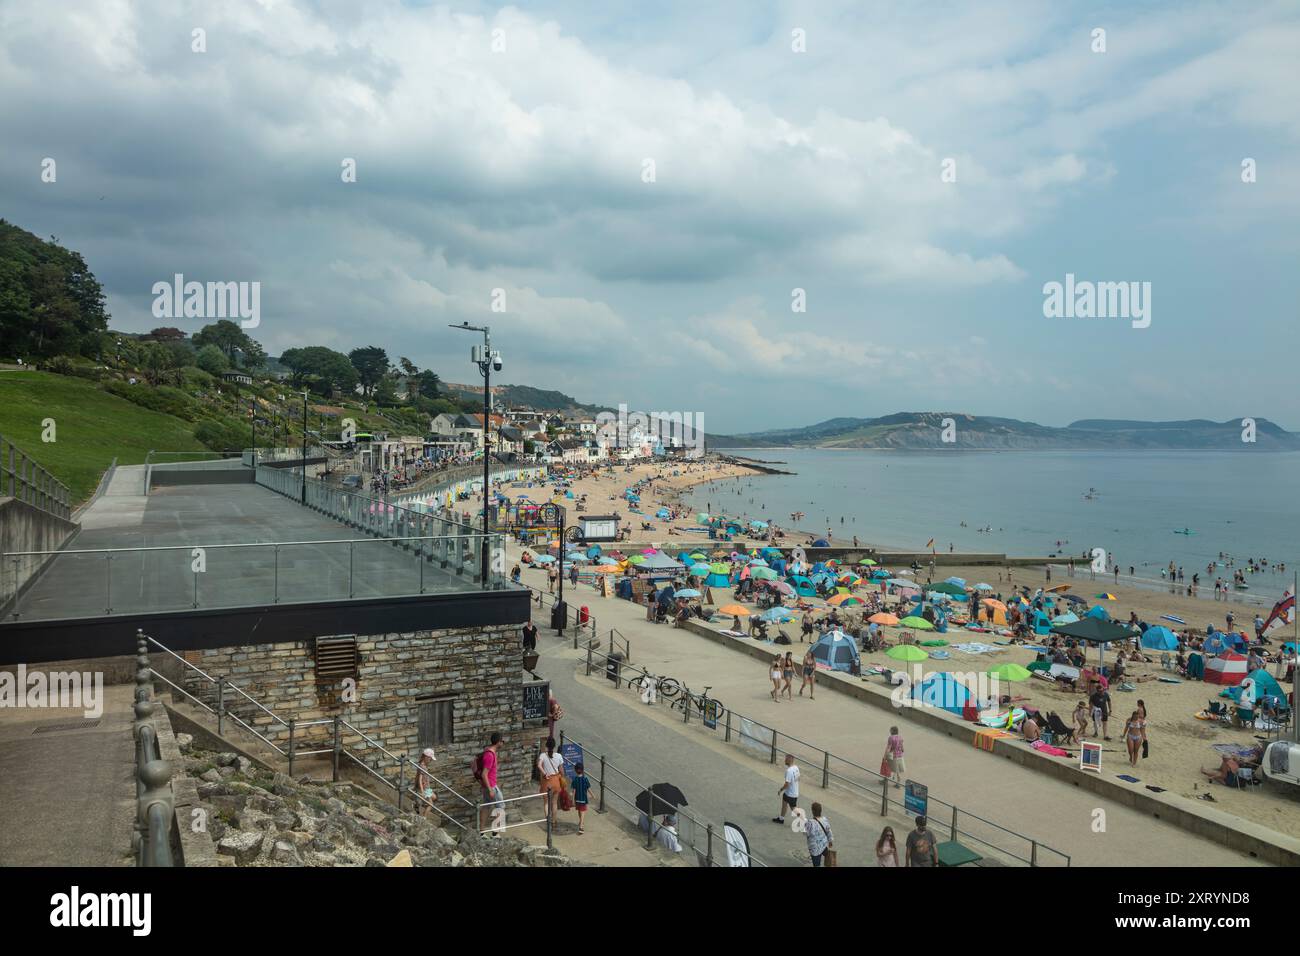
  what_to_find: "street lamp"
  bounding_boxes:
[300,389,309,504]
[450,322,501,588]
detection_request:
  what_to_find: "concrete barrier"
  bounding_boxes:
[677,617,1300,866]
[0,496,79,617]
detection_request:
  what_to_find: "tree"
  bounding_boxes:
[195,344,230,376]
[148,327,187,342]
[398,356,419,377]
[193,320,265,368]
[138,342,175,385]
[280,346,359,396]
[374,373,401,408]
[414,369,441,400]
[348,346,389,397]
[0,220,109,360]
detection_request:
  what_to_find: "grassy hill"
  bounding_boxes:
[0,370,205,502]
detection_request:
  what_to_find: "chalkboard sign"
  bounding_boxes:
[522,680,550,721]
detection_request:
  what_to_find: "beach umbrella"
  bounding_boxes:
[869,613,900,625]
[974,583,993,591]
[895,569,914,576]
[749,558,769,567]
[533,555,556,564]
[1052,611,1080,625]
[827,594,861,606]
[566,552,588,563]
[886,578,918,587]
[887,645,929,662]
[858,558,878,566]
[586,546,602,559]
[709,562,732,574]
[1095,592,1117,601]
[593,565,622,575]
[1045,584,1071,593]
[718,604,751,616]
[675,588,702,599]
[635,783,689,815]
[1059,594,1088,606]
[598,556,620,565]
[928,581,967,597]
[696,513,711,523]
[750,567,778,581]
[1140,626,1179,651]
[769,581,795,596]
[689,552,708,561]
[626,555,647,565]
[898,616,935,630]
[750,520,768,529]
[761,607,794,623]
[980,598,1007,610]
[944,576,967,587]
[987,662,1033,683]
[688,563,710,577]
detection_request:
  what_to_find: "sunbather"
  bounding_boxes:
[1201,755,1241,786]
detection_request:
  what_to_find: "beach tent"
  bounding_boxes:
[812,539,830,547]
[1140,626,1178,651]
[789,575,818,598]
[810,630,861,673]
[1085,605,1111,621]
[911,671,975,716]
[1225,668,1290,711]
[1030,610,1054,636]
[1204,652,1249,686]
[1202,632,1228,656]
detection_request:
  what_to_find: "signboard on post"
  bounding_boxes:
[560,742,583,782]
[522,680,550,722]
[1080,741,1103,772]
[702,698,721,730]
[904,780,929,817]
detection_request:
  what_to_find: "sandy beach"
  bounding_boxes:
[516,455,1300,843]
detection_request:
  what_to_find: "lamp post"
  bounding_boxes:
[450,322,501,588]
[300,390,308,504]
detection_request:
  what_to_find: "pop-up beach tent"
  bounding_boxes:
[810,630,860,673]
[911,671,975,715]
[1205,651,1249,686]
[1227,667,1289,709]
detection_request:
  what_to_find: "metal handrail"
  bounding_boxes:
[581,643,1070,866]
[0,434,72,520]
[2,533,499,558]
[141,630,477,828]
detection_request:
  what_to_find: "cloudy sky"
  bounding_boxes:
[2,0,1298,432]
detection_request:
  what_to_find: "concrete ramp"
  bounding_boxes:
[104,465,147,497]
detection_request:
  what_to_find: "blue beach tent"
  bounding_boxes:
[911,671,975,716]
[810,630,860,673]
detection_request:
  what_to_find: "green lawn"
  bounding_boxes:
[0,371,205,503]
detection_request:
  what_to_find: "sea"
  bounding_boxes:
[683,448,1300,600]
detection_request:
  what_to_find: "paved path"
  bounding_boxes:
[527,565,1268,867]
[0,683,136,865]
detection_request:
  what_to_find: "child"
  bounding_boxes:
[571,762,592,834]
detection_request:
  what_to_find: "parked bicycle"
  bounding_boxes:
[671,684,726,723]
[627,671,681,699]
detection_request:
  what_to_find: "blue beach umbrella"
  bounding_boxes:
[675,588,702,599]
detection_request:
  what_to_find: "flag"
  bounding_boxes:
[1262,589,1295,634]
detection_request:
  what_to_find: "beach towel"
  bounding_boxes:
[973,728,1011,751]
[1030,740,1069,758]
[930,650,950,660]
[978,709,1025,729]
[1213,744,1260,758]
[1157,677,1182,684]
[1117,774,1140,783]
[952,642,1002,655]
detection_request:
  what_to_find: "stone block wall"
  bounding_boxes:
[181,623,529,822]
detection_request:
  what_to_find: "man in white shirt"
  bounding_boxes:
[773,753,800,824]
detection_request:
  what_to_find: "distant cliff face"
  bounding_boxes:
[707,413,1300,450]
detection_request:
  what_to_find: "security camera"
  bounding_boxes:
[493,355,503,372]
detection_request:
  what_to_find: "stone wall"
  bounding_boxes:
[181,622,530,822]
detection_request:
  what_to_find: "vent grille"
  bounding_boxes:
[315,636,359,683]
[33,719,102,734]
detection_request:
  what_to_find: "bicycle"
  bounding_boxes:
[625,670,680,700]
[670,684,726,724]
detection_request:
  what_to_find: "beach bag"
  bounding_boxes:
[1142,739,1149,759]
[880,757,891,777]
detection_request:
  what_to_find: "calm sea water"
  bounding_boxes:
[684,449,1300,591]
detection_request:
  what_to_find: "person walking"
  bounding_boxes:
[1089,681,1112,741]
[571,762,592,834]
[475,732,504,835]
[781,652,795,700]
[798,648,817,699]
[805,801,834,867]
[773,753,800,824]
[875,826,900,867]
[906,815,937,867]
[521,619,538,653]
[1123,710,1147,767]
[769,655,783,702]
[414,748,437,817]
[536,736,566,828]
[1137,698,1149,758]
[884,726,906,789]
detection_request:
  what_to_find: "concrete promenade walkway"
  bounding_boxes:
[524,564,1267,867]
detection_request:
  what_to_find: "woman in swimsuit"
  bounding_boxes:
[769,656,783,702]
[798,649,817,699]
[1122,710,1146,766]
[781,652,795,699]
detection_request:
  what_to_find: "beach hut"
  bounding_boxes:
[1204,651,1249,686]
[810,630,861,673]
[911,672,976,716]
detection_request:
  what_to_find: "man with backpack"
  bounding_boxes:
[475,732,505,835]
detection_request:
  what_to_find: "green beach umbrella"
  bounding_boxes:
[709,562,731,574]
[626,554,647,565]
[750,567,778,580]
[986,662,1033,683]
[898,616,935,630]
[696,514,711,523]
[928,581,967,597]
[858,558,878,566]
[887,645,929,662]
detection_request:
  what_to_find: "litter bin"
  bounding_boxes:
[606,652,623,685]
[551,600,568,633]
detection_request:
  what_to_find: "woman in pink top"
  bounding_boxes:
[884,726,905,789]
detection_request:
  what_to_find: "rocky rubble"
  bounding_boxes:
[177,735,574,868]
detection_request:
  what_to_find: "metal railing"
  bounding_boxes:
[519,580,602,649]
[559,732,767,867]
[582,644,1070,866]
[2,532,503,620]
[139,629,478,832]
[0,434,71,519]
[256,462,509,590]
[132,632,175,866]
